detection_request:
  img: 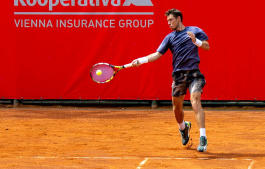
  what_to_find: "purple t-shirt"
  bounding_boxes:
[157,26,208,72]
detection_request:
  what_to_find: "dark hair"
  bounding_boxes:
[165,8,183,22]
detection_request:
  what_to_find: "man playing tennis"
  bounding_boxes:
[131,8,210,152]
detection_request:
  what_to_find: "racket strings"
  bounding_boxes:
[91,64,115,83]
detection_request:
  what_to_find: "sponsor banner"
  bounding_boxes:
[13,0,155,29]
[0,0,264,100]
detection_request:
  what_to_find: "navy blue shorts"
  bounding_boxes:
[172,69,206,97]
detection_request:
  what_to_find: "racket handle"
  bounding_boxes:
[123,63,133,68]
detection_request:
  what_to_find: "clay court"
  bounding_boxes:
[0,105,264,169]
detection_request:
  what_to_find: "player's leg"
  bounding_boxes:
[172,95,185,124]
[190,92,207,152]
[190,92,205,128]
[189,70,207,152]
[172,71,191,146]
[172,96,191,146]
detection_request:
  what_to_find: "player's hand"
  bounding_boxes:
[131,59,141,67]
[187,31,196,43]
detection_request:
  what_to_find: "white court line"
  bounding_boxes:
[20,156,255,168]
[248,160,256,169]
[21,156,253,161]
[136,158,148,169]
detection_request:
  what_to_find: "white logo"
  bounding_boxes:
[14,0,154,11]
[14,0,155,28]
[123,0,153,6]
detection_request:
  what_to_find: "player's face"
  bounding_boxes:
[167,14,179,30]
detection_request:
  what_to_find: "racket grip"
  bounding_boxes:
[123,63,133,68]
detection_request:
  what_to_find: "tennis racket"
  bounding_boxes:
[90,63,132,83]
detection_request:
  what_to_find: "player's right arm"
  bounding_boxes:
[131,52,163,67]
[146,52,163,62]
[131,35,169,67]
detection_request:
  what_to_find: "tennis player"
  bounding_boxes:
[131,8,210,152]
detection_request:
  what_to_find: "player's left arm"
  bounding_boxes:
[187,31,210,51]
[200,40,210,51]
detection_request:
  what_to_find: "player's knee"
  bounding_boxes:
[190,99,201,112]
[173,106,182,114]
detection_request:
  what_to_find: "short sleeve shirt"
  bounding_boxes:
[157,26,208,72]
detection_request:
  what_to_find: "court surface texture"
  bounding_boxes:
[0,105,264,169]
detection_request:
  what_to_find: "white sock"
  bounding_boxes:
[199,128,206,138]
[178,121,186,130]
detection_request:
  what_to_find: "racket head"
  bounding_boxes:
[90,63,115,83]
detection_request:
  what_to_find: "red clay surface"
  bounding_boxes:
[0,105,264,168]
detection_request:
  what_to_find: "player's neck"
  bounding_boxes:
[176,23,185,32]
